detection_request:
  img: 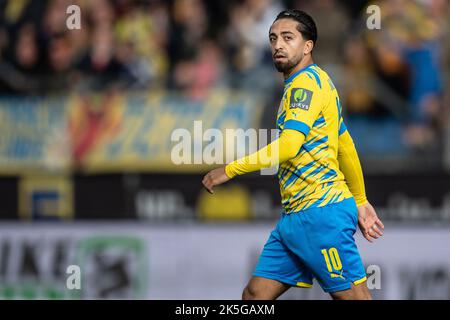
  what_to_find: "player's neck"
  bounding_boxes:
[284,56,314,80]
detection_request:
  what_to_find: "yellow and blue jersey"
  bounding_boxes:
[276,63,353,213]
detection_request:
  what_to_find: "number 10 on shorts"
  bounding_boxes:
[321,247,342,273]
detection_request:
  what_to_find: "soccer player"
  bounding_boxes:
[202,9,384,300]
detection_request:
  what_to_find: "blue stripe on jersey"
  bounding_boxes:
[290,185,316,205]
[282,160,314,189]
[285,184,309,205]
[283,172,301,189]
[312,114,326,128]
[338,121,347,135]
[277,110,286,129]
[282,163,305,189]
[307,187,333,208]
[284,64,317,86]
[303,164,326,181]
[278,161,296,182]
[307,67,322,88]
[284,120,310,136]
[323,181,334,188]
[302,135,328,153]
[279,159,303,188]
[336,97,348,135]
[324,191,343,206]
[298,161,317,178]
[297,160,317,175]
[311,144,328,156]
[319,168,338,181]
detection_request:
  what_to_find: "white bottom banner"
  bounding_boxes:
[0,223,448,299]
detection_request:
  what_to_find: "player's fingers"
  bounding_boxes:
[202,178,214,194]
[361,223,370,234]
[371,224,383,236]
[361,226,373,242]
[367,227,380,239]
[363,232,373,243]
[203,183,214,194]
[376,218,385,229]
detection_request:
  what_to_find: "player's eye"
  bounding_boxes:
[284,36,292,41]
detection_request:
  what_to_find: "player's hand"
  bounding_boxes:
[202,167,230,194]
[357,202,384,242]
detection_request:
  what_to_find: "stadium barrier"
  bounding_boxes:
[0,172,449,222]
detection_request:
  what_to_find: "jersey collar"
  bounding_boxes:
[284,63,317,86]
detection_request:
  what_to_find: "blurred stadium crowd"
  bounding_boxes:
[0,0,449,169]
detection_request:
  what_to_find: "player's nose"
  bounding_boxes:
[274,40,284,52]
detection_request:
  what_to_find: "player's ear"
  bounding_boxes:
[304,40,314,55]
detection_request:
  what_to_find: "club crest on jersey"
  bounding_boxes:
[290,88,313,110]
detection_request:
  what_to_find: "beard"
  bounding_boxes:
[273,56,302,73]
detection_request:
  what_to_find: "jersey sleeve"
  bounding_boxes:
[338,117,347,136]
[336,95,347,136]
[338,130,368,206]
[225,129,306,178]
[281,74,324,137]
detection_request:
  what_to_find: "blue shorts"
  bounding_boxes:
[253,197,367,293]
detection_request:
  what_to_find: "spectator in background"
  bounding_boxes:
[0,0,46,34]
[341,33,411,156]
[41,0,84,93]
[66,16,89,71]
[0,0,46,94]
[115,0,169,89]
[341,36,376,117]
[0,26,6,91]
[46,33,78,93]
[42,0,73,38]
[89,0,115,28]
[224,0,284,130]
[402,2,443,149]
[13,24,42,82]
[0,23,44,94]
[168,0,227,99]
[368,0,445,150]
[75,25,126,91]
[226,0,283,91]
[172,39,224,100]
[168,0,208,73]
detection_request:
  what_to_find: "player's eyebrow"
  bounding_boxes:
[269,30,296,37]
